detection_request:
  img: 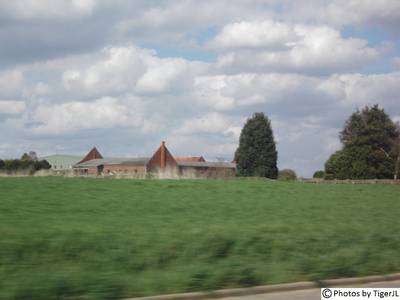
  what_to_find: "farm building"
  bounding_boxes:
[176,161,237,178]
[40,154,82,170]
[174,156,205,162]
[73,147,148,176]
[73,142,236,178]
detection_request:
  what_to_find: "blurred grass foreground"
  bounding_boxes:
[1,177,400,299]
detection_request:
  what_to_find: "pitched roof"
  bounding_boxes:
[40,154,82,169]
[147,141,177,170]
[41,154,82,160]
[77,147,103,164]
[174,156,205,162]
[176,161,236,169]
[74,157,150,168]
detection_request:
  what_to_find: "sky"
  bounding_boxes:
[0,0,400,177]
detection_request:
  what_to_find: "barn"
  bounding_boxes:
[73,141,236,178]
[73,147,148,177]
[175,156,205,162]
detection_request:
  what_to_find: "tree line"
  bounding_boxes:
[0,153,51,174]
[235,105,400,180]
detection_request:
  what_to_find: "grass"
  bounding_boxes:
[0,177,400,299]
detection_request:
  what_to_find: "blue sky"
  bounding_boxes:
[0,0,400,176]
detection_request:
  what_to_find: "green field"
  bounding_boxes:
[0,177,400,300]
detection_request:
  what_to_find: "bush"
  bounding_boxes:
[325,146,393,179]
[34,160,51,171]
[5,159,21,172]
[278,169,297,181]
[313,170,325,179]
[1,158,51,174]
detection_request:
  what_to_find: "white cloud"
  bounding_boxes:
[62,46,207,96]
[115,0,400,44]
[193,76,236,110]
[175,112,233,135]
[71,0,96,14]
[319,72,400,106]
[22,82,50,99]
[208,21,299,51]
[116,1,277,44]
[62,47,150,95]
[0,70,24,97]
[193,71,400,114]
[288,0,400,28]
[0,100,26,114]
[193,73,325,110]
[135,57,193,94]
[29,96,148,134]
[0,0,97,19]
[213,22,378,74]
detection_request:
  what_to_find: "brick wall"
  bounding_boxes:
[74,164,146,176]
[103,164,146,176]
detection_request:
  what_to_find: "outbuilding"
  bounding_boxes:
[73,142,236,178]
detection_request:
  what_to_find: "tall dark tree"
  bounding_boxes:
[235,112,278,178]
[325,105,400,179]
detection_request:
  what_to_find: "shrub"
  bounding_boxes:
[313,170,325,179]
[34,160,51,171]
[278,169,297,181]
[5,159,21,172]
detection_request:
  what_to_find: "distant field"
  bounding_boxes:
[0,177,400,300]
